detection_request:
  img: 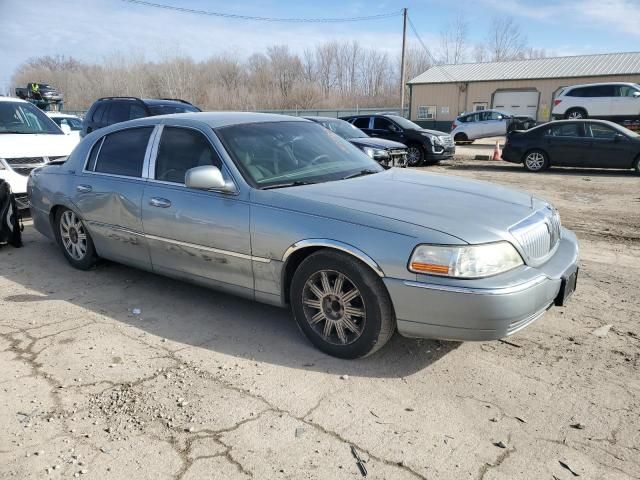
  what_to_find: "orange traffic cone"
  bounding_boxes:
[492,140,502,161]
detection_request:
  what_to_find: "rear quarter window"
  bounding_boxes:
[93,127,154,177]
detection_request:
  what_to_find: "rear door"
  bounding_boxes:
[351,117,373,135]
[141,125,253,291]
[543,123,589,166]
[74,125,156,269]
[582,85,614,117]
[583,122,634,168]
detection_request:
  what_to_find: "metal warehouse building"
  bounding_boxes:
[408,52,640,130]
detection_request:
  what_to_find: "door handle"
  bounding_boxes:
[76,184,92,193]
[149,197,171,208]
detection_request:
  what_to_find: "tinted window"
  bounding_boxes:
[546,123,581,137]
[155,127,222,183]
[92,104,108,122]
[373,117,395,131]
[94,127,154,177]
[148,104,200,115]
[352,117,370,129]
[581,85,616,97]
[130,104,147,119]
[106,102,132,124]
[86,138,103,171]
[586,124,618,139]
[566,88,584,97]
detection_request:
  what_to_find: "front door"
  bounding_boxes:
[583,122,634,168]
[371,117,405,143]
[73,125,156,269]
[543,122,589,167]
[611,85,640,117]
[483,111,508,136]
[141,126,253,292]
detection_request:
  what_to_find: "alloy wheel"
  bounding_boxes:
[406,147,422,166]
[567,111,584,119]
[301,270,366,346]
[59,210,88,260]
[525,152,545,171]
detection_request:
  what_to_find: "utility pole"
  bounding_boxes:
[400,7,407,115]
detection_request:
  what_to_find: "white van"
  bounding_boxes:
[552,82,640,120]
[0,97,79,208]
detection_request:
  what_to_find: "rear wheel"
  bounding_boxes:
[290,250,395,359]
[54,208,98,269]
[523,149,549,172]
[406,145,425,167]
[454,133,469,144]
[565,108,587,119]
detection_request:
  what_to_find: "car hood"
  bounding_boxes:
[263,168,547,244]
[411,128,448,137]
[0,133,79,158]
[348,137,407,149]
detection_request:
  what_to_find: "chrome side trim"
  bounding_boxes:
[403,275,549,296]
[282,239,384,277]
[86,221,271,263]
[145,234,271,263]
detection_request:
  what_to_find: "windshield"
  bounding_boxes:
[385,115,422,130]
[149,104,200,115]
[51,116,82,130]
[0,101,62,134]
[316,118,367,140]
[216,121,382,188]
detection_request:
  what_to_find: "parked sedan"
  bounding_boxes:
[451,109,536,144]
[28,113,579,358]
[502,119,640,173]
[305,116,407,167]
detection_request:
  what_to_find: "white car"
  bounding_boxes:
[46,112,83,139]
[450,109,535,144]
[0,97,79,208]
[552,82,640,120]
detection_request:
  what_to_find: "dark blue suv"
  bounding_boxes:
[80,97,201,137]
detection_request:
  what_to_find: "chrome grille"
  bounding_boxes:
[439,135,455,147]
[510,207,561,266]
[7,157,46,166]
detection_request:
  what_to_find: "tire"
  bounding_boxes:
[454,133,468,144]
[633,156,640,175]
[523,149,550,172]
[290,250,396,359]
[406,144,425,167]
[565,108,587,120]
[54,208,98,270]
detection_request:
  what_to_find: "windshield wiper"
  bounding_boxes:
[262,180,317,190]
[341,169,379,180]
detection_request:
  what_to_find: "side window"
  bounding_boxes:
[94,127,154,177]
[86,138,103,171]
[130,104,147,119]
[487,111,503,121]
[566,88,583,97]
[586,124,617,140]
[92,104,107,122]
[546,123,581,137]
[154,127,222,184]
[616,85,637,97]
[106,102,131,124]
[352,117,370,129]
[373,117,395,131]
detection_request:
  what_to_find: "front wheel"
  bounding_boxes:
[290,250,396,359]
[523,150,549,172]
[406,145,425,167]
[54,208,98,269]
[565,108,587,119]
[633,156,640,175]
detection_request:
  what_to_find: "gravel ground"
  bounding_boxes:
[1,159,639,479]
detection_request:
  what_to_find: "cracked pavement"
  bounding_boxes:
[1,159,639,479]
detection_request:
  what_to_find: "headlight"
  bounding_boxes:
[362,146,390,160]
[408,241,523,278]
[421,133,436,143]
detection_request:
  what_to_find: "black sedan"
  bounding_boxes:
[305,116,408,167]
[502,120,640,173]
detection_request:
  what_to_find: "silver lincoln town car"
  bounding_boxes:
[28,112,579,358]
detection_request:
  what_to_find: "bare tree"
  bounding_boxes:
[439,13,468,64]
[485,16,527,62]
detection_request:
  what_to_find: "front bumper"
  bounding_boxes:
[384,228,580,341]
[426,145,455,161]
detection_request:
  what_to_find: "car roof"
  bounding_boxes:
[104,111,309,130]
[0,96,28,103]
[530,118,625,130]
[46,112,79,118]
[141,98,195,107]
[305,116,343,121]
[564,82,638,89]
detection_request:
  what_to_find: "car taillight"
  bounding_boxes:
[553,99,562,106]
[451,122,456,130]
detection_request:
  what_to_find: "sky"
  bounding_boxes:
[1,0,639,92]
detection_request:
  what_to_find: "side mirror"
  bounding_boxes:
[60,124,72,135]
[633,91,640,98]
[185,165,236,193]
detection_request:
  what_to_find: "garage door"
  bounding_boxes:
[492,90,540,117]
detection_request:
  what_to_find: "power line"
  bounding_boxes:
[121,0,402,23]
[407,14,458,83]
